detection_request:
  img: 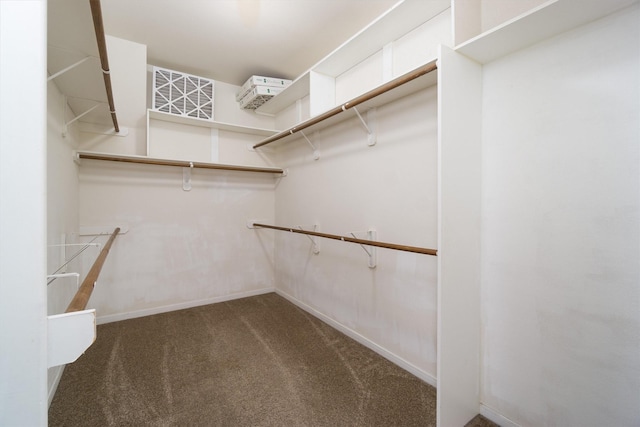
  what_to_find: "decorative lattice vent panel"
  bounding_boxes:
[152,67,214,121]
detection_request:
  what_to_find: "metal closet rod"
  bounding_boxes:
[253,223,437,256]
[253,61,438,149]
[77,152,285,174]
[89,0,119,133]
[66,227,120,313]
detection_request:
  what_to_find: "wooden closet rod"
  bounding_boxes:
[253,61,438,149]
[66,227,120,313]
[77,152,285,174]
[253,223,437,256]
[89,0,119,133]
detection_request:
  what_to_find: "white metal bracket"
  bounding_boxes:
[47,56,93,81]
[46,272,80,288]
[353,107,377,146]
[63,96,127,137]
[183,163,193,191]
[47,241,101,280]
[299,130,320,160]
[350,229,377,268]
[298,225,320,254]
[63,100,104,137]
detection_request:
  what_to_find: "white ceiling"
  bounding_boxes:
[48,0,400,87]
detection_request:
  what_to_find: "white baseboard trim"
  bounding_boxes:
[96,287,275,325]
[275,289,437,388]
[480,403,522,427]
[48,364,65,407]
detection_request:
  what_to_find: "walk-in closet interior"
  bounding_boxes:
[1,0,638,425]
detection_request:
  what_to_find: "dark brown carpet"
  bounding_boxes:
[49,293,497,426]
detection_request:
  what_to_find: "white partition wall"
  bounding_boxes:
[0,1,48,425]
[478,5,640,425]
[437,45,483,426]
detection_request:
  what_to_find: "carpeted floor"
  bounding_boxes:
[49,293,497,426]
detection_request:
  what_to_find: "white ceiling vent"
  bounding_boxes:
[152,66,214,121]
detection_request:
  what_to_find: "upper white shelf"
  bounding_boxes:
[254,73,310,116]
[455,0,639,64]
[148,109,277,136]
[253,60,438,149]
[255,0,449,116]
[311,0,449,77]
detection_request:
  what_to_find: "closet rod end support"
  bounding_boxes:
[247,220,266,229]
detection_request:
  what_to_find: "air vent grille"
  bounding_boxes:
[152,67,214,121]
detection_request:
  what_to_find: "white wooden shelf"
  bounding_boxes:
[148,109,278,136]
[255,0,449,116]
[312,0,448,77]
[455,0,638,64]
[254,73,310,116]
[253,60,438,149]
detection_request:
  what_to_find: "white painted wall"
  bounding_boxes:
[265,6,449,391]
[392,7,452,77]
[148,119,214,161]
[79,36,147,155]
[78,161,277,323]
[46,84,80,315]
[214,80,276,130]
[46,79,82,405]
[271,85,439,382]
[72,33,281,323]
[0,1,48,425]
[480,5,640,426]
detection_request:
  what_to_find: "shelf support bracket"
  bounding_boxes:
[47,56,92,81]
[298,225,320,254]
[350,229,377,268]
[63,98,105,137]
[182,163,193,191]
[352,107,377,146]
[299,130,320,160]
[47,272,80,288]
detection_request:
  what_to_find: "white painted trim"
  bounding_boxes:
[436,45,483,426]
[96,287,275,325]
[48,365,65,407]
[48,309,96,368]
[480,404,522,427]
[275,289,437,388]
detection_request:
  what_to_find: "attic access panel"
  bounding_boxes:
[152,66,214,121]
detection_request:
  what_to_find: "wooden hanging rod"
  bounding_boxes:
[252,223,437,256]
[66,227,120,313]
[76,151,285,174]
[89,0,119,133]
[253,61,438,149]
